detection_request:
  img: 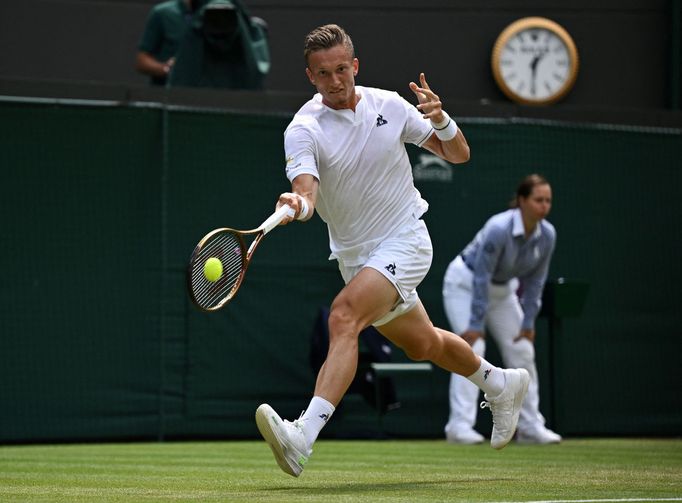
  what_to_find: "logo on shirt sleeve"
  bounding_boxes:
[285,155,301,174]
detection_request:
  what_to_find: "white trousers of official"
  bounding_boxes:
[442,256,546,435]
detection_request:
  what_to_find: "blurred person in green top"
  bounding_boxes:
[135,0,206,85]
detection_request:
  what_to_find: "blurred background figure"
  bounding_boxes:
[136,0,204,86]
[136,0,270,89]
[442,174,562,445]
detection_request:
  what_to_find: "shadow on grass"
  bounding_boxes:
[259,477,514,494]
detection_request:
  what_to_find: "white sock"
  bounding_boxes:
[467,357,506,397]
[299,396,335,448]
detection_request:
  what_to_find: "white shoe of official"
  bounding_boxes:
[255,404,311,477]
[446,426,485,445]
[517,425,562,444]
[480,368,530,450]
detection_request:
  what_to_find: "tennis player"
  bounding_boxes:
[255,24,530,477]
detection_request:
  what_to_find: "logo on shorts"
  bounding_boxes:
[376,114,388,127]
[385,262,396,275]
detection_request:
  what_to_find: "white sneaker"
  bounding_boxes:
[480,368,530,450]
[517,426,562,444]
[446,427,485,445]
[255,404,311,477]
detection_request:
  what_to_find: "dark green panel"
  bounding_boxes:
[0,103,163,441]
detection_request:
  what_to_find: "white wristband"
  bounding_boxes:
[431,111,458,141]
[297,194,309,221]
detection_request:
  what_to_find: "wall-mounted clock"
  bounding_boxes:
[491,17,579,105]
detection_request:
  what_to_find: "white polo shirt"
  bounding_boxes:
[284,85,434,266]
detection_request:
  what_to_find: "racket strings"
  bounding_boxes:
[190,232,245,309]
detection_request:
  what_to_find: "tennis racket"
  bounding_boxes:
[187,204,295,312]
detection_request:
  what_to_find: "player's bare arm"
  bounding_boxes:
[422,126,470,164]
[277,173,319,223]
[410,72,470,164]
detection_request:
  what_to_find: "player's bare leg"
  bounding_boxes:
[377,301,530,450]
[314,268,399,405]
[377,300,479,375]
[256,267,398,476]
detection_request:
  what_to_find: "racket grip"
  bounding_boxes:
[261,204,295,234]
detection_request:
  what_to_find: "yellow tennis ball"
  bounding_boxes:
[203,257,223,282]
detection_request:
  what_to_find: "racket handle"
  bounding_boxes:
[261,204,295,234]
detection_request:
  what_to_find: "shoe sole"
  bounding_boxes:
[255,404,301,477]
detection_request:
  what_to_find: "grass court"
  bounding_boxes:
[1,438,680,502]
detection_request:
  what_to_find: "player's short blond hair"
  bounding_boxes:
[303,24,355,64]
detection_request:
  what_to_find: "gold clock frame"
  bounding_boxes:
[491,17,579,105]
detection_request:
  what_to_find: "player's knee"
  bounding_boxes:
[327,301,363,341]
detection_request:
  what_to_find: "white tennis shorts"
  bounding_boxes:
[337,218,433,326]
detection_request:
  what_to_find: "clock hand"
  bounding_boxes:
[530,54,541,73]
[530,55,540,96]
[529,51,546,96]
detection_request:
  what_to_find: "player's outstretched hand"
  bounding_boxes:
[409,72,445,124]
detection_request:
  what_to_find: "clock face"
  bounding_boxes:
[492,18,579,105]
